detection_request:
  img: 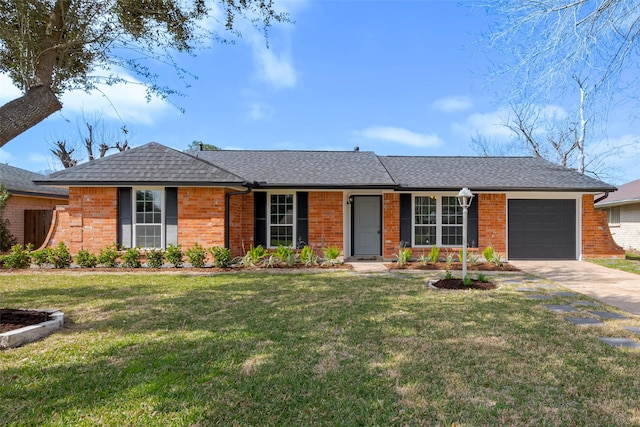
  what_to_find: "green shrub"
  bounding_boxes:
[146,248,164,268]
[165,244,183,267]
[98,244,120,267]
[393,247,412,266]
[417,252,429,266]
[3,244,31,269]
[275,245,294,263]
[122,247,142,268]
[463,276,473,286]
[49,242,72,269]
[445,252,455,266]
[75,249,98,268]
[467,251,480,265]
[186,243,207,268]
[300,245,318,266]
[31,247,52,267]
[482,246,495,262]
[444,270,454,280]
[321,246,342,266]
[239,245,265,267]
[490,252,503,267]
[476,273,489,283]
[209,246,231,268]
[428,245,440,263]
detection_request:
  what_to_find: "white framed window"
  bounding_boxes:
[413,195,464,247]
[268,193,295,247]
[134,188,164,248]
[608,207,621,225]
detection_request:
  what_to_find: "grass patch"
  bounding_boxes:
[1,272,640,426]
[588,255,640,275]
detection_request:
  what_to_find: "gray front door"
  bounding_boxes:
[352,196,382,256]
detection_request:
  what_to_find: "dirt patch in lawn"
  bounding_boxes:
[0,309,53,333]
[387,262,518,271]
[431,278,497,290]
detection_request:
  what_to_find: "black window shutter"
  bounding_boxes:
[296,192,308,248]
[467,197,478,248]
[254,192,267,247]
[117,188,132,248]
[399,193,412,246]
[165,187,178,247]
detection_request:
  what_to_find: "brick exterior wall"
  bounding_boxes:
[383,193,400,258]
[308,192,344,250]
[3,194,66,246]
[477,193,507,255]
[604,204,640,251]
[228,191,254,256]
[582,194,625,258]
[48,187,118,254]
[177,187,226,249]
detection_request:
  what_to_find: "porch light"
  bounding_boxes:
[457,188,474,280]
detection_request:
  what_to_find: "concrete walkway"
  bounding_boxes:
[509,260,640,316]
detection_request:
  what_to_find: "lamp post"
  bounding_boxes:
[457,188,474,280]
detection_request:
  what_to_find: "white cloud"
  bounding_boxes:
[0,74,22,104]
[452,108,512,141]
[60,76,171,124]
[247,101,274,121]
[1,71,171,125]
[358,126,442,148]
[432,96,474,113]
[248,34,297,89]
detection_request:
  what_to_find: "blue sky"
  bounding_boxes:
[1,0,639,184]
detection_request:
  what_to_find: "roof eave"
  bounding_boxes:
[7,189,69,199]
[33,180,247,187]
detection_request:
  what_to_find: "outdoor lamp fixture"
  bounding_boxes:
[457,187,474,280]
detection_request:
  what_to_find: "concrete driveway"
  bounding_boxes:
[509,260,640,316]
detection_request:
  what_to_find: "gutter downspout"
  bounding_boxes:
[224,182,257,249]
[594,191,610,204]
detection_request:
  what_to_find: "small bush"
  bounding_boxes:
[210,246,231,268]
[445,252,455,266]
[49,242,72,269]
[394,248,412,266]
[476,273,489,282]
[482,246,495,262]
[122,247,142,268]
[444,270,454,280]
[300,245,318,266]
[75,249,98,268]
[31,247,52,267]
[321,246,342,266]
[98,244,120,267]
[417,252,429,266]
[463,276,473,286]
[146,248,164,268]
[3,244,31,269]
[275,245,294,263]
[186,243,207,268]
[468,251,480,266]
[428,245,440,263]
[239,245,265,267]
[165,244,183,267]
[490,252,503,267]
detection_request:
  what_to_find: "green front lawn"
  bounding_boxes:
[588,254,640,275]
[1,271,639,426]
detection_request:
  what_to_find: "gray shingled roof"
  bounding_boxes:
[196,150,396,187]
[34,142,616,192]
[379,156,616,192]
[595,178,640,207]
[0,164,68,198]
[36,142,245,186]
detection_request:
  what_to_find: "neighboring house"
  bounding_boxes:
[595,178,640,251]
[34,142,623,260]
[0,164,69,248]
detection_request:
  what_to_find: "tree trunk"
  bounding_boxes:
[0,86,62,147]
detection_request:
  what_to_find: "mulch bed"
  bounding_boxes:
[431,278,497,290]
[387,262,518,271]
[0,308,52,333]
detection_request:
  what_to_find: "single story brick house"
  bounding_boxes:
[1,164,69,249]
[595,178,640,251]
[34,142,623,260]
